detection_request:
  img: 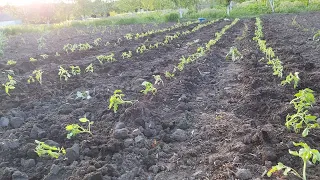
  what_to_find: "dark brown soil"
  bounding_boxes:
[1,12,320,180]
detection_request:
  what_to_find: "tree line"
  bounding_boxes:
[0,0,313,24]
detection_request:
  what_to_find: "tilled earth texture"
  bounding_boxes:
[1,12,320,180]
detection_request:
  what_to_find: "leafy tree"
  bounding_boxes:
[53,3,74,21]
[75,0,92,18]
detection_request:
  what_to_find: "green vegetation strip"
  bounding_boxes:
[172,18,240,73]
[61,21,196,54]
[97,20,217,64]
[251,17,320,180]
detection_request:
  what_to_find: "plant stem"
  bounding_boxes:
[303,161,307,180]
[291,169,303,180]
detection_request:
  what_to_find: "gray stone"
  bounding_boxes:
[10,109,26,119]
[10,117,25,128]
[118,167,139,180]
[0,117,9,127]
[30,125,46,139]
[42,164,65,180]
[140,148,148,156]
[235,169,253,180]
[0,162,9,168]
[143,128,156,138]
[84,172,103,180]
[262,147,277,161]
[49,164,62,175]
[0,139,20,150]
[145,121,155,129]
[135,135,145,143]
[135,135,146,148]
[171,129,187,142]
[177,119,189,130]
[2,167,16,179]
[132,78,146,91]
[149,165,159,173]
[44,140,60,148]
[101,164,119,177]
[124,139,134,147]
[178,94,188,102]
[66,143,80,163]
[132,129,141,137]
[115,122,125,130]
[102,176,111,180]
[114,128,129,139]
[12,171,28,180]
[21,158,36,168]
[58,105,73,115]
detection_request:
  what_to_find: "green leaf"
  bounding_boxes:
[302,128,309,137]
[67,133,73,139]
[289,150,299,157]
[79,117,88,123]
[66,125,74,131]
[267,162,285,177]
[283,166,292,176]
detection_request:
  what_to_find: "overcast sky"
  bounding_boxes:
[0,0,76,6]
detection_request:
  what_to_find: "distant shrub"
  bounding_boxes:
[118,18,138,25]
[276,1,306,13]
[186,8,226,19]
[110,11,117,16]
[231,1,271,17]
[165,13,179,22]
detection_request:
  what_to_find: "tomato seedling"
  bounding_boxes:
[58,66,71,81]
[281,72,300,89]
[66,115,94,139]
[85,63,94,73]
[108,90,133,113]
[34,140,66,159]
[268,142,320,180]
[141,81,157,95]
[70,66,81,75]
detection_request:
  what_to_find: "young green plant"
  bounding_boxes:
[281,72,300,89]
[136,45,147,54]
[286,88,318,137]
[313,30,320,41]
[165,71,175,79]
[58,66,71,81]
[85,63,94,73]
[108,90,133,113]
[94,38,102,46]
[70,66,81,75]
[122,51,132,59]
[2,74,16,96]
[40,54,49,59]
[97,53,116,64]
[7,60,16,66]
[30,57,37,62]
[28,70,43,84]
[267,142,320,180]
[153,75,164,86]
[78,43,92,51]
[66,115,93,139]
[141,81,157,95]
[34,140,66,159]
[226,47,242,61]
